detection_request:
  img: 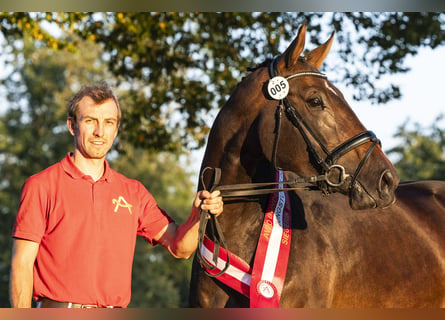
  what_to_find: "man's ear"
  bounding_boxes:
[67,118,76,136]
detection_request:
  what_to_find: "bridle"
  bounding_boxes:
[196,56,381,277]
[268,56,381,194]
[203,57,381,198]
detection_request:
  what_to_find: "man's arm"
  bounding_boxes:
[154,190,223,259]
[10,238,39,308]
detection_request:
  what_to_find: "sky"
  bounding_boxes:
[343,45,445,155]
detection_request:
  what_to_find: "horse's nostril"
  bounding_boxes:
[379,170,395,200]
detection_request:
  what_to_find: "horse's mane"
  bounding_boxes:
[246,58,273,73]
[240,58,273,82]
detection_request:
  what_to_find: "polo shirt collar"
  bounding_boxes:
[61,152,113,183]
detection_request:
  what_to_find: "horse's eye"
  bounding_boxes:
[307,97,325,109]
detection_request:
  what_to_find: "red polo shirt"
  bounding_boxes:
[12,153,174,307]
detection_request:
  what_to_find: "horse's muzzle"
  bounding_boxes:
[349,169,398,210]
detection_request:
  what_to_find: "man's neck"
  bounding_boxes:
[70,152,105,182]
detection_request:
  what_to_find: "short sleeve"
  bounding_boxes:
[12,176,48,243]
[135,183,175,245]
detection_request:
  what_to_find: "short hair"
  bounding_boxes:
[67,83,121,124]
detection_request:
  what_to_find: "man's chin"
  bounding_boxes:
[81,149,109,160]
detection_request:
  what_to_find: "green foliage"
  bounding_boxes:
[388,115,445,181]
[130,238,185,308]
[336,12,445,103]
[2,12,445,152]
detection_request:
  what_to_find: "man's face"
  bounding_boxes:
[68,96,120,160]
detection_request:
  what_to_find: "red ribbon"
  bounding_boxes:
[200,168,292,307]
[250,169,292,307]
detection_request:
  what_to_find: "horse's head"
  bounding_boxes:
[202,24,399,210]
[252,24,399,209]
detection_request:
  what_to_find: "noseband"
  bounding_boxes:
[268,56,381,192]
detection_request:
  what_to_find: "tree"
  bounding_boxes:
[2,12,445,152]
[388,115,445,181]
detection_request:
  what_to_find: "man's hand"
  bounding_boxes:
[194,190,223,216]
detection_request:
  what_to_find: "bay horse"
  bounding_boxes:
[190,24,445,307]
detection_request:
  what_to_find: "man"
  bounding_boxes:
[9,84,223,308]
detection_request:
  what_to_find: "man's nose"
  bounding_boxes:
[94,123,104,137]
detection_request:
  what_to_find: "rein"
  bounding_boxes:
[196,57,382,279]
[197,168,230,277]
[202,165,348,198]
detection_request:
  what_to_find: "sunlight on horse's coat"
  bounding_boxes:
[190,24,445,308]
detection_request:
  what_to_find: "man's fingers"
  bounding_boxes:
[197,190,223,216]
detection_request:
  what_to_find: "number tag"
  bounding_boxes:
[267,76,289,100]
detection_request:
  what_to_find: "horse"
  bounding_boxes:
[189,24,445,307]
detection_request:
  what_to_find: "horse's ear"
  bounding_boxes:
[277,23,307,70]
[305,31,335,69]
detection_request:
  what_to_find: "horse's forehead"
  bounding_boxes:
[323,80,340,97]
[288,64,341,98]
[246,61,341,100]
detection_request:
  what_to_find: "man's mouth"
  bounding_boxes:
[90,140,106,146]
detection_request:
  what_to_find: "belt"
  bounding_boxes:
[36,297,121,308]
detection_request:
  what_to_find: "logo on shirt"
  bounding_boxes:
[112,196,133,215]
